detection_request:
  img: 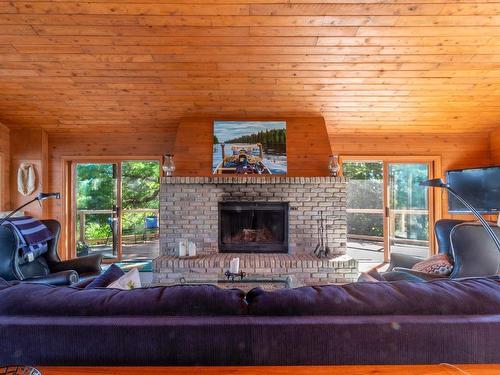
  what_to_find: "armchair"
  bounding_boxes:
[383,222,500,281]
[0,219,102,285]
[386,219,466,272]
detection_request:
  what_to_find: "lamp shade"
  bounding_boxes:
[37,192,61,201]
[0,192,61,226]
[420,178,447,188]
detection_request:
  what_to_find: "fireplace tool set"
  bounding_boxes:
[313,210,333,258]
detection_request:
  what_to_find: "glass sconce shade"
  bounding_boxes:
[328,154,340,177]
[163,154,176,176]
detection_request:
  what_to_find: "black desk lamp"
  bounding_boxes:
[0,192,60,226]
[421,178,500,252]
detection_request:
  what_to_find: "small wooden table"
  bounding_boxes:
[38,365,500,375]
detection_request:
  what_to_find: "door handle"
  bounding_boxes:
[385,207,390,217]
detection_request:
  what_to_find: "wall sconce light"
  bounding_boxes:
[328,154,340,177]
[163,154,176,177]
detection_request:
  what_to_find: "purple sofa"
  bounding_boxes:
[0,276,499,366]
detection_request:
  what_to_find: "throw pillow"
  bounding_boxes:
[411,254,454,276]
[107,267,141,290]
[85,264,124,289]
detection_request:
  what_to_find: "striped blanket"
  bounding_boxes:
[2,216,54,262]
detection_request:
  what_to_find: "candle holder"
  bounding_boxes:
[224,270,247,281]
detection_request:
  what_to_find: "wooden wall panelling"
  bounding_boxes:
[0,123,9,210]
[10,129,48,217]
[491,128,500,163]
[44,117,339,257]
[40,123,494,259]
[0,1,498,135]
[172,117,331,177]
[331,133,492,220]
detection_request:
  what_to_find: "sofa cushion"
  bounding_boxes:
[85,264,124,289]
[247,276,500,316]
[0,277,11,290]
[0,283,247,316]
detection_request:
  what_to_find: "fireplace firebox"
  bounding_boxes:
[218,202,289,253]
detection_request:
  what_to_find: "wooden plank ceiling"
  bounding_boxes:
[0,1,499,134]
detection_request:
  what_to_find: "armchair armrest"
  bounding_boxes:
[23,270,79,286]
[387,253,424,271]
[49,254,102,276]
[392,267,448,281]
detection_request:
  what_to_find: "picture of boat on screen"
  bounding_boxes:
[213,121,287,175]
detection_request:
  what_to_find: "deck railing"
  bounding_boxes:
[77,208,159,243]
[346,207,429,246]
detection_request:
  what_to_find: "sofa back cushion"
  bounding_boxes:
[0,277,10,290]
[0,283,247,316]
[247,276,500,316]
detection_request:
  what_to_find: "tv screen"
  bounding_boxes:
[446,166,500,213]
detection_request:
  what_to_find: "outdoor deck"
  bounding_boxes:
[347,239,429,272]
[88,241,159,262]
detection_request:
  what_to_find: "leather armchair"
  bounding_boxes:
[385,222,500,281]
[386,219,467,272]
[446,223,500,278]
[0,219,102,285]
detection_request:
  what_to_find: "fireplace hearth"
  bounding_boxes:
[219,202,289,253]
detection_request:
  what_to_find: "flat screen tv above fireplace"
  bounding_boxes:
[218,202,289,253]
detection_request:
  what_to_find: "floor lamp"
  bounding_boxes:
[0,192,60,226]
[421,178,500,252]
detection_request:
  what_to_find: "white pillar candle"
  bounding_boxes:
[229,257,240,274]
[188,241,196,257]
[178,240,187,257]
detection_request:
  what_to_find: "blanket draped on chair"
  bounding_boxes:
[1,217,53,262]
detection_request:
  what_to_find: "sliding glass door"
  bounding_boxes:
[73,160,160,262]
[388,163,430,260]
[121,161,160,261]
[75,163,119,259]
[343,161,385,264]
[343,158,435,266]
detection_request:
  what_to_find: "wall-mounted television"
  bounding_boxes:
[446,166,500,213]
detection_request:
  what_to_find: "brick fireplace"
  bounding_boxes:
[153,176,359,286]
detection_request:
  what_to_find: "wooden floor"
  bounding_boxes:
[38,365,500,375]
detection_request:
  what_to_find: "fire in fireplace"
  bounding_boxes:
[218,202,289,253]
